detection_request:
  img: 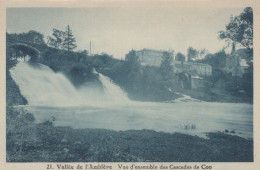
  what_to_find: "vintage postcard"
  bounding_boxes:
[0,0,259,169]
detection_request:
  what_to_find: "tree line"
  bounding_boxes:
[6,7,253,100]
[47,25,77,52]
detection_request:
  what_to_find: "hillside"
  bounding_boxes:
[6,30,253,104]
[6,32,182,104]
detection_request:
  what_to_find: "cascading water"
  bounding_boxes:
[98,74,129,102]
[9,62,253,139]
[10,62,130,106]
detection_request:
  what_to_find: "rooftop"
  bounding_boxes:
[137,48,173,53]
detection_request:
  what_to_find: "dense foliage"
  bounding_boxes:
[218,7,253,98]
[175,52,186,62]
[96,50,180,101]
[47,28,64,49]
[47,25,77,52]
[196,50,227,68]
[7,30,45,45]
[195,49,252,100]
[63,25,77,52]
[219,7,253,52]
[187,47,199,62]
[5,7,254,162]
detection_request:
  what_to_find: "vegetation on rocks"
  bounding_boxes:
[5,7,254,163]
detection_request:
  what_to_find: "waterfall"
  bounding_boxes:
[98,74,129,102]
[10,62,130,106]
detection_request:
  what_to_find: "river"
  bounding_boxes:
[11,62,253,139]
[19,101,252,139]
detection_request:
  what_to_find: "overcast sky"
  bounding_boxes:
[7,7,244,59]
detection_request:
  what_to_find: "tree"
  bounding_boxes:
[198,50,227,68]
[219,7,253,98]
[81,50,88,55]
[47,28,65,49]
[219,7,253,60]
[26,30,45,45]
[199,48,208,59]
[7,31,45,45]
[125,50,139,64]
[187,47,199,61]
[160,52,174,80]
[175,52,186,62]
[62,25,77,52]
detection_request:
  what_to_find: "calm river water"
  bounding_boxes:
[22,101,253,139]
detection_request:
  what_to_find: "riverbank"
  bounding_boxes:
[177,88,253,104]
[7,107,253,162]
[7,126,253,162]
[6,38,252,104]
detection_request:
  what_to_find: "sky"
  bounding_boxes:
[6,7,244,59]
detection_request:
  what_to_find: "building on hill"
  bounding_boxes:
[128,48,212,76]
[225,55,249,77]
[135,48,174,66]
[240,59,249,73]
[225,43,249,77]
[127,48,212,89]
[171,60,212,89]
[225,54,241,77]
[172,61,212,76]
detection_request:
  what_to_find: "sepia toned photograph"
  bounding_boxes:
[5,6,253,163]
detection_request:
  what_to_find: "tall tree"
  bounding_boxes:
[219,7,253,97]
[62,25,77,52]
[219,7,253,60]
[125,50,141,70]
[26,30,45,45]
[160,52,174,80]
[47,28,64,49]
[187,47,199,61]
[175,52,186,62]
[198,50,227,68]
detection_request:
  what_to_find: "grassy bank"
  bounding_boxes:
[7,107,253,162]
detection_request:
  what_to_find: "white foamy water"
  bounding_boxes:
[10,62,253,139]
[98,73,129,103]
[10,62,129,106]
